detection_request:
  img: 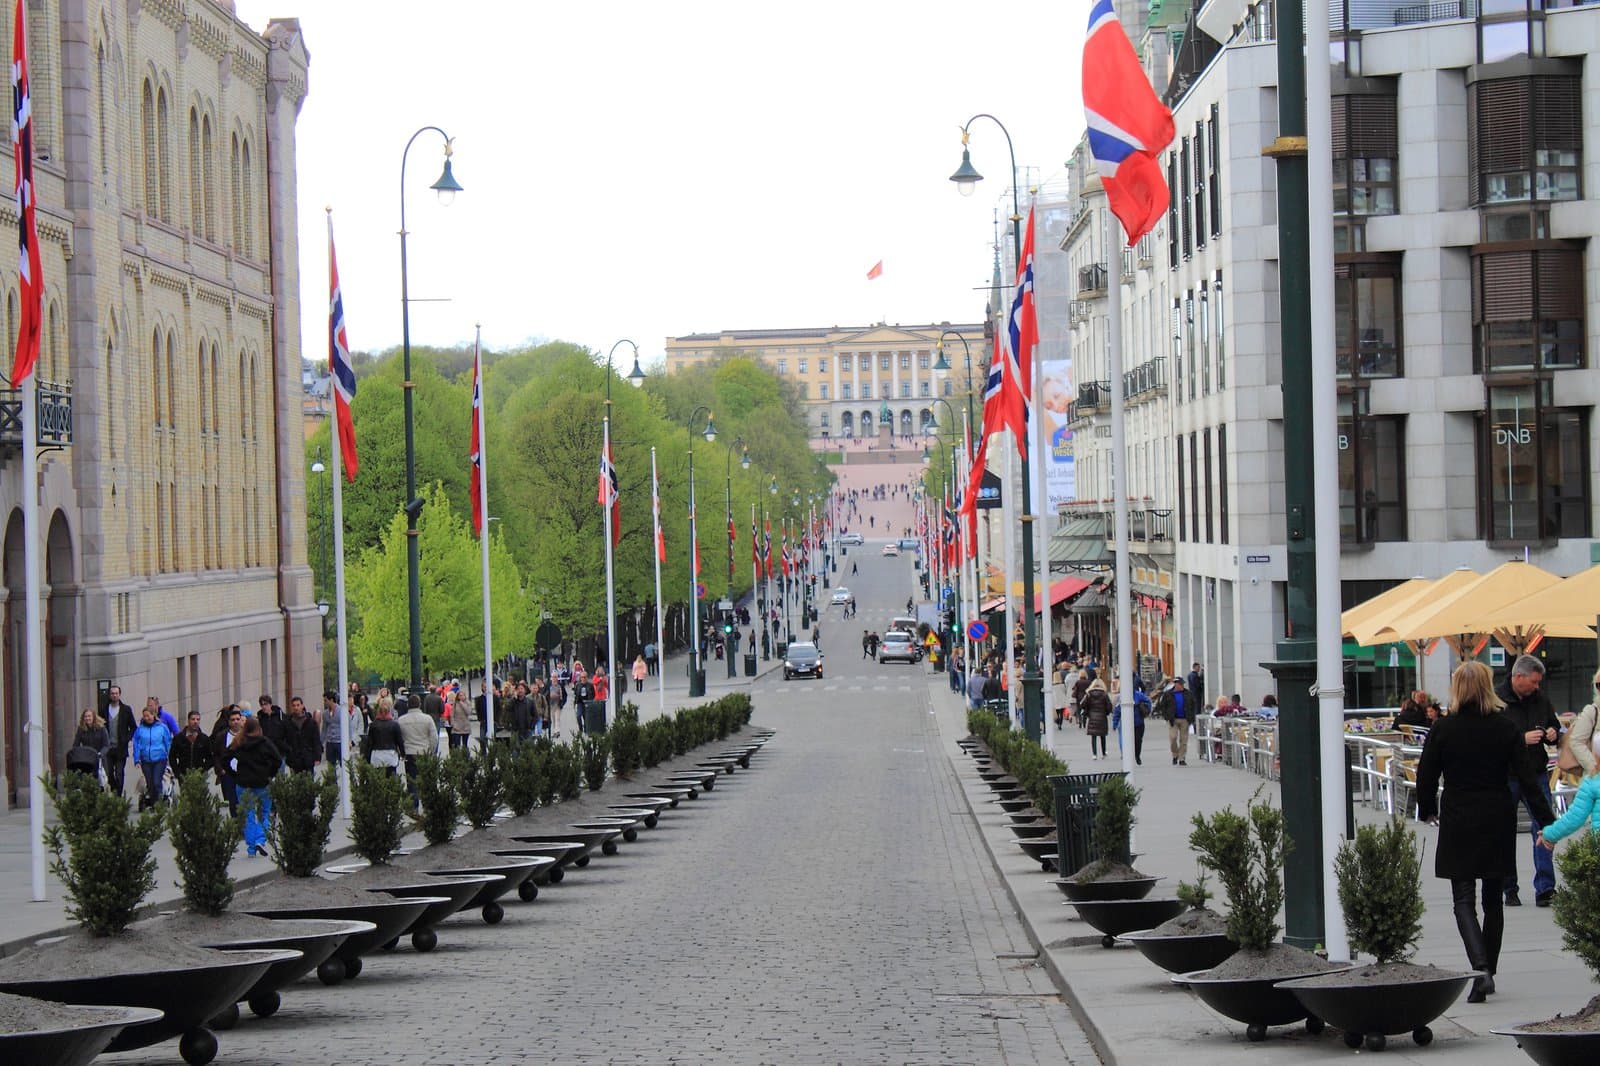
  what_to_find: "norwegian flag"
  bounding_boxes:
[751,518,759,567]
[943,501,957,567]
[690,505,701,576]
[1084,0,1175,244]
[469,344,486,536]
[727,515,736,545]
[651,452,666,562]
[1003,206,1039,443]
[327,216,357,480]
[597,418,620,546]
[11,1,41,383]
[780,529,790,577]
[763,519,773,578]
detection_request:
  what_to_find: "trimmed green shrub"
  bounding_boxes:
[640,718,674,768]
[349,759,407,864]
[1335,817,1424,964]
[46,773,164,936]
[169,769,242,915]
[1092,776,1140,869]
[266,765,340,877]
[1552,830,1600,980]
[534,739,561,806]
[609,704,642,777]
[579,734,609,792]
[1189,795,1290,952]
[503,740,545,816]
[1176,868,1214,911]
[414,753,461,846]
[458,746,504,829]
[549,742,582,801]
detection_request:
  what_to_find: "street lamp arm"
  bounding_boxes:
[399,125,453,235]
[605,339,646,404]
[959,113,1023,266]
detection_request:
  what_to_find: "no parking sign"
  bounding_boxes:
[966,620,989,641]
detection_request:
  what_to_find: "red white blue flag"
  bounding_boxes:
[327,216,357,481]
[1004,206,1038,449]
[469,343,486,536]
[1084,0,1174,245]
[597,418,620,546]
[651,457,666,563]
[11,1,41,383]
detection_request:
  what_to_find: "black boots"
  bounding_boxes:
[1453,879,1498,1002]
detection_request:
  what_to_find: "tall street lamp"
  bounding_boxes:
[310,448,328,617]
[399,126,463,693]
[759,475,777,660]
[686,406,716,696]
[723,437,748,678]
[602,340,646,709]
[948,113,1043,744]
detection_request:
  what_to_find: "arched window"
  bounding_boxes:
[141,81,157,213]
[188,108,201,232]
[900,410,912,435]
[165,331,177,428]
[209,342,220,433]
[239,349,249,438]
[197,341,208,432]
[96,43,108,175]
[151,328,164,424]
[229,134,241,250]
[201,115,215,241]
[840,411,854,437]
[860,409,872,432]
[105,335,117,459]
[240,138,254,257]
[45,300,63,384]
[919,408,933,430]
[5,290,17,376]
[156,87,172,222]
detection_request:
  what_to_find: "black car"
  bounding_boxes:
[783,642,824,680]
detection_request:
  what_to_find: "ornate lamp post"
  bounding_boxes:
[398,127,463,692]
[685,406,716,696]
[948,113,1043,744]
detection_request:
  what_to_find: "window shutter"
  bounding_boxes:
[1474,79,1532,173]
[1475,250,1534,323]
[1532,76,1581,153]
[1331,97,1348,157]
[1535,248,1583,318]
[1347,95,1398,157]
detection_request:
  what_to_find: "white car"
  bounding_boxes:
[878,631,920,664]
[839,533,864,545]
[830,587,852,605]
[881,543,900,557]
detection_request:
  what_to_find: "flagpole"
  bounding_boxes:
[475,328,496,749]
[1033,320,1054,756]
[651,448,666,718]
[1003,439,1016,730]
[22,375,44,900]
[602,414,618,729]
[961,410,974,689]
[1106,212,1136,776]
[327,210,353,818]
[749,502,758,668]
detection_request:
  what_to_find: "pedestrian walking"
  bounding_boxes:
[1496,654,1562,907]
[398,696,440,808]
[632,654,648,692]
[211,706,246,814]
[320,690,352,766]
[644,641,658,676]
[230,717,281,858]
[67,709,109,782]
[1080,679,1112,760]
[1155,677,1192,765]
[361,698,405,776]
[284,696,321,774]
[1540,679,1600,842]
[449,690,472,750]
[169,710,213,780]
[1112,688,1149,765]
[1417,661,1556,1003]
[131,704,172,809]
[102,685,136,796]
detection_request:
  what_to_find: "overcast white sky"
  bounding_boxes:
[232,0,1087,366]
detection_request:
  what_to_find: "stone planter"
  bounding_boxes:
[1174,957,1351,1042]
[333,874,500,951]
[605,806,660,829]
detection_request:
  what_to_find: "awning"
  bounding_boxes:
[980,596,1005,614]
[1071,585,1111,614]
[976,576,1091,617]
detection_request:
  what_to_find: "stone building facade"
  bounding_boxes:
[0,0,316,806]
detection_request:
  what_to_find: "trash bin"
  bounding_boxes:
[776,641,789,660]
[1050,772,1126,878]
[582,702,608,735]
[984,698,1008,727]
[688,666,706,698]
[743,651,757,677]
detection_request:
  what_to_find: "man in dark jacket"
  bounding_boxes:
[169,710,213,779]
[1496,655,1561,906]
[1186,662,1207,714]
[102,684,137,796]
[283,696,322,774]
[256,695,288,768]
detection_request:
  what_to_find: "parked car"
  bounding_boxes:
[887,616,919,636]
[783,642,824,680]
[881,543,900,557]
[898,537,920,551]
[877,631,920,664]
[839,533,864,545]
[830,587,852,605]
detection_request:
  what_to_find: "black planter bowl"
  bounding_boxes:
[1054,876,1160,903]
[605,806,659,828]
[1277,967,1474,1051]
[713,748,755,768]
[695,758,737,774]
[997,796,1036,813]
[669,771,716,791]
[1118,928,1238,974]
[424,857,551,910]
[1174,963,1352,1042]
[1007,809,1051,825]
[245,896,434,980]
[0,1003,165,1066]
[566,823,626,854]
[1069,898,1187,949]
[495,839,589,881]
[650,781,700,799]
[0,949,294,1065]
[1490,1026,1600,1066]
[197,917,373,1013]
[1013,837,1059,870]
[1009,821,1058,840]
[511,829,618,863]
[572,818,640,844]
[617,795,674,813]
[353,875,500,947]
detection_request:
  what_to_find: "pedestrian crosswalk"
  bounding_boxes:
[805,682,918,692]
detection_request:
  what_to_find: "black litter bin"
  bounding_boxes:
[743,651,757,677]
[688,666,706,698]
[776,641,789,660]
[583,702,608,735]
[1050,771,1127,878]
[984,698,1009,727]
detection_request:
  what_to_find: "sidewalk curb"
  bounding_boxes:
[929,678,1119,1066]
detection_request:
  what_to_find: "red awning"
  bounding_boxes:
[977,578,1091,617]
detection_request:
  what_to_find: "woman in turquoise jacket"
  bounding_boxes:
[1539,774,1600,847]
[131,705,173,810]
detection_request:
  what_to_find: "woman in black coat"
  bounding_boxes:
[1416,661,1555,1003]
[1079,679,1112,760]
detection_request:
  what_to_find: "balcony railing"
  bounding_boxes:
[1124,357,1168,402]
[0,381,73,449]
[1077,380,1111,413]
[1076,263,1108,297]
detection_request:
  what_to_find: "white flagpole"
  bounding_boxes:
[331,365,352,817]
[602,416,618,729]
[651,447,666,718]
[1033,337,1054,755]
[475,328,495,749]
[328,210,353,818]
[23,376,45,900]
[1107,212,1136,775]
[960,411,974,689]
[1003,438,1016,730]
[749,502,758,669]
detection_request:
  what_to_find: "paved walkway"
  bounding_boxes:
[927,674,1589,1065]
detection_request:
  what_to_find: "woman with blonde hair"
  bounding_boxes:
[1416,660,1556,1003]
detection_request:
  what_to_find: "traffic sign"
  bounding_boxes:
[967,620,989,641]
[695,582,706,599]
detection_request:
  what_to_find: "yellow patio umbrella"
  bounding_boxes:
[1375,561,1561,657]
[1341,577,1432,639]
[1463,563,1600,644]
[1349,569,1478,647]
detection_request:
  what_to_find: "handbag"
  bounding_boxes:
[1557,705,1598,772]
